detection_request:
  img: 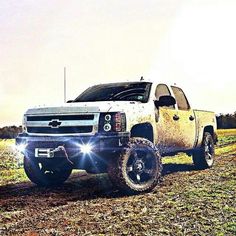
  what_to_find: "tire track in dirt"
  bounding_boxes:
[217,140,236,148]
[0,147,235,235]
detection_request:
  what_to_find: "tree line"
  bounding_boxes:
[0,112,235,139]
[216,112,236,129]
[0,126,22,139]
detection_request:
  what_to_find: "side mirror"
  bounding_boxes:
[66,100,74,103]
[154,95,176,108]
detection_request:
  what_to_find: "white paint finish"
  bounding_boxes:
[23,81,217,152]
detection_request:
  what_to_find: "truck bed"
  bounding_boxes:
[193,110,217,147]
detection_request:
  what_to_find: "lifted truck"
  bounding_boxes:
[16,81,217,194]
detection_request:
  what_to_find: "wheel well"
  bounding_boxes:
[204,125,218,144]
[130,123,154,143]
[203,126,214,136]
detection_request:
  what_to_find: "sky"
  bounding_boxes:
[0,0,236,127]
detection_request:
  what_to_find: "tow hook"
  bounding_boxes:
[51,145,74,165]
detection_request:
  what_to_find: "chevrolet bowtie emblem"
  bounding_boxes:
[48,119,62,128]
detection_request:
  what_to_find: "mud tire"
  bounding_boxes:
[24,156,72,186]
[193,132,215,170]
[108,138,162,194]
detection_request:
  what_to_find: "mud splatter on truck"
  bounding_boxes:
[16,80,217,194]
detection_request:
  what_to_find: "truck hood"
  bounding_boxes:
[25,101,141,115]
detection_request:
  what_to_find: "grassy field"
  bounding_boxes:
[0,129,235,235]
[0,140,26,185]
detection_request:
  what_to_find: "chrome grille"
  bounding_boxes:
[26,113,99,135]
[27,115,94,121]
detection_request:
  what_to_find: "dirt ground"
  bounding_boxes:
[0,142,235,235]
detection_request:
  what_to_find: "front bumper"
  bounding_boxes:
[16,132,130,156]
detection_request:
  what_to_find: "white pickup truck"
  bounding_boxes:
[16,81,217,194]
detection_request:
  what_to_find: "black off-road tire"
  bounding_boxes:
[24,156,72,186]
[108,137,162,194]
[192,132,215,170]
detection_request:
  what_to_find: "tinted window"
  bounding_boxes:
[73,82,152,103]
[155,84,174,109]
[171,86,190,110]
[155,84,171,100]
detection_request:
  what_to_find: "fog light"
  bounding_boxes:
[16,143,27,153]
[79,143,93,154]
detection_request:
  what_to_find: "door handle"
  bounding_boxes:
[189,115,195,121]
[173,114,179,121]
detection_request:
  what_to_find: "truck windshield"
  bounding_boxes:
[73,82,152,103]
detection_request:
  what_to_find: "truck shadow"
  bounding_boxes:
[0,163,196,206]
[162,163,196,176]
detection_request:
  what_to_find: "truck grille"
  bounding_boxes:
[26,113,98,135]
[27,115,94,121]
[27,126,93,134]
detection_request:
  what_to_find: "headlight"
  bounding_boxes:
[103,123,112,132]
[16,143,27,154]
[105,114,112,121]
[99,112,126,133]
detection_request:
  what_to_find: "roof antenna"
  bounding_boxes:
[64,67,66,103]
[140,76,144,81]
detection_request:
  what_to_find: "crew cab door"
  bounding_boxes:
[170,86,196,150]
[155,84,196,154]
[155,84,182,153]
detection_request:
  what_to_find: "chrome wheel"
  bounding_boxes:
[193,132,215,169]
[126,148,157,185]
[108,138,162,194]
[204,137,214,166]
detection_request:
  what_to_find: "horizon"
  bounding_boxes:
[1,0,236,127]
